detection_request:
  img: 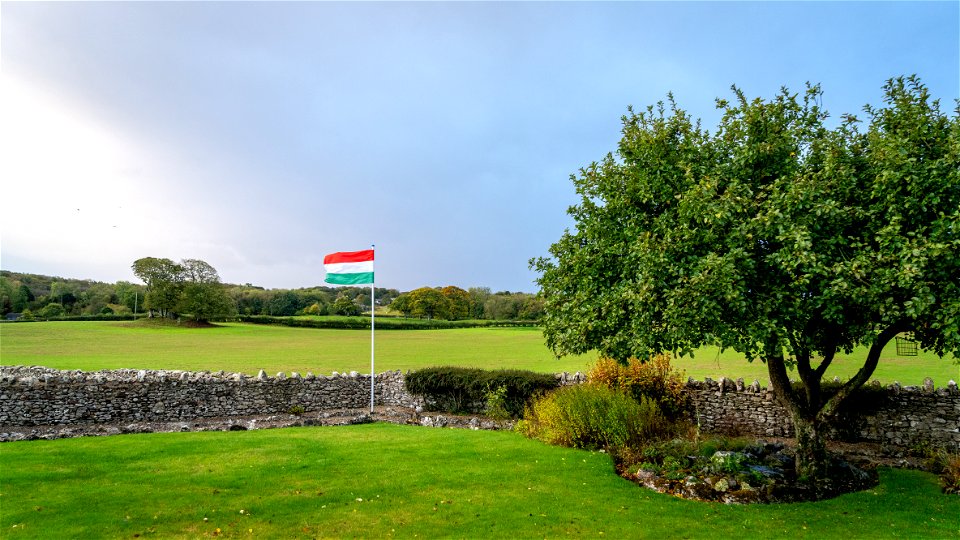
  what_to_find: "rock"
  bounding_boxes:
[747,464,784,481]
[713,478,731,492]
[350,414,372,425]
[764,453,794,470]
[636,469,657,482]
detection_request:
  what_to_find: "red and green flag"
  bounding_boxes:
[324,249,374,285]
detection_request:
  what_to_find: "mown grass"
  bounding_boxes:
[672,345,959,387]
[1,424,957,539]
[1,321,957,385]
[0,321,593,376]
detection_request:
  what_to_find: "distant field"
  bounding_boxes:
[1,321,956,385]
[0,321,593,375]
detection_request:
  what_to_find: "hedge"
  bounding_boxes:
[234,315,537,330]
[405,366,559,417]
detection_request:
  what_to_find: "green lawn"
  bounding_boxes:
[0,321,594,375]
[1,321,957,385]
[1,424,956,539]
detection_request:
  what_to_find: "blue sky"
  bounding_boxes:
[1,2,957,292]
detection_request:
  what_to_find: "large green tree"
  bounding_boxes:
[440,286,471,320]
[533,76,959,482]
[133,257,233,322]
[132,257,183,317]
[177,259,234,323]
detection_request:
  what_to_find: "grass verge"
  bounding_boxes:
[0,424,956,539]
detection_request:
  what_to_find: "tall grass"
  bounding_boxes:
[516,385,674,450]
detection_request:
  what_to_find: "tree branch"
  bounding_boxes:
[817,320,912,421]
[765,352,807,419]
[814,343,837,379]
[794,347,820,409]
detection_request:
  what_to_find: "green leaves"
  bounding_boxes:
[536,76,960,367]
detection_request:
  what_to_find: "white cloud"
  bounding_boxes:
[0,75,195,280]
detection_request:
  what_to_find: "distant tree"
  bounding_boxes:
[180,259,220,283]
[440,286,471,320]
[228,287,270,315]
[0,277,15,315]
[40,303,66,318]
[299,289,334,313]
[79,283,113,315]
[49,281,75,307]
[518,295,545,321]
[266,290,300,316]
[302,302,326,316]
[375,288,401,307]
[390,293,413,317]
[355,293,371,312]
[12,284,34,312]
[484,293,520,320]
[132,257,183,317]
[59,292,78,312]
[468,287,492,319]
[406,287,452,319]
[333,293,362,316]
[113,281,143,313]
[178,259,234,323]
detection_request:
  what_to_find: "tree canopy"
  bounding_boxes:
[132,257,234,322]
[533,76,959,480]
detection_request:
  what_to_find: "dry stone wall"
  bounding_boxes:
[0,366,420,426]
[686,376,960,452]
[1,366,957,453]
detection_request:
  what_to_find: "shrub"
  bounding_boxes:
[484,384,511,421]
[405,367,557,417]
[288,405,306,416]
[406,367,483,413]
[516,384,674,451]
[39,303,66,318]
[941,453,960,495]
[588,354,689,419]
[920,447,960,495]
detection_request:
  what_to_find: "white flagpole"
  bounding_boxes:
[370,244,375,414]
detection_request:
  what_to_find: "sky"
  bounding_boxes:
[1,2,957,293]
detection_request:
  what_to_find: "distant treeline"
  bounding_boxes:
[235,315,537,330]
[0,270,543,322]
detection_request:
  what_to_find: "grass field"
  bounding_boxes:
[1,424,957,539]
[1,321,957,385]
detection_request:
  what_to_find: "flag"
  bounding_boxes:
[324,249,374,285]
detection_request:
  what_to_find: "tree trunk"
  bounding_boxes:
[791,413,828,482]
[765,322,909,483]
